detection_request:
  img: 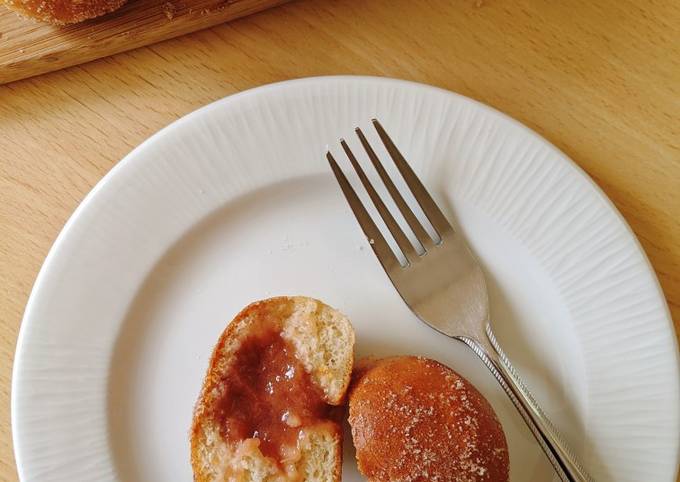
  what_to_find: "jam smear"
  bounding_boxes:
[215,327,332,463]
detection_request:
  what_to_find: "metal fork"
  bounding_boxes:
[327,119,593,482]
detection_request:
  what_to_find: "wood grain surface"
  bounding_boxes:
[0,0,291,85]
[1,0,679,480]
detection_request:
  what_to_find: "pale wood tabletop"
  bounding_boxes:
[1,0,679,480]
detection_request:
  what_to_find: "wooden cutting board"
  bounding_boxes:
[0,0,290,84]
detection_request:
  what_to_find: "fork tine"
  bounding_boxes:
[355,127,434,250]
[340,139,417,262]
[372,119,453,240]
[327,152,400,271]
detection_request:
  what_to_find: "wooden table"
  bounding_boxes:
[1,0,678,479]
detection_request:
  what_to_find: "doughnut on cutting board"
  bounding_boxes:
[0,0,290,84]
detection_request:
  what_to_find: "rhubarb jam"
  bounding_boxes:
[214,326,332,463]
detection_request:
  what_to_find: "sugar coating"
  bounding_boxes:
[349,356,509,482]
[4,0,126,24]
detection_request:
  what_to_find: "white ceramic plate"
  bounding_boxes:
[13,76,679,482]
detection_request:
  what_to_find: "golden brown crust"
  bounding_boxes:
[191,297,350,482]
[349,356,509,482]
[3,0,127,25]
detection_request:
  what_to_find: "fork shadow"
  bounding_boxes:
[355,276,602,482]
[356,316,557,480]
[435,190,613,482]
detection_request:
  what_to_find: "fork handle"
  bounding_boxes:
[458,326,594,482]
